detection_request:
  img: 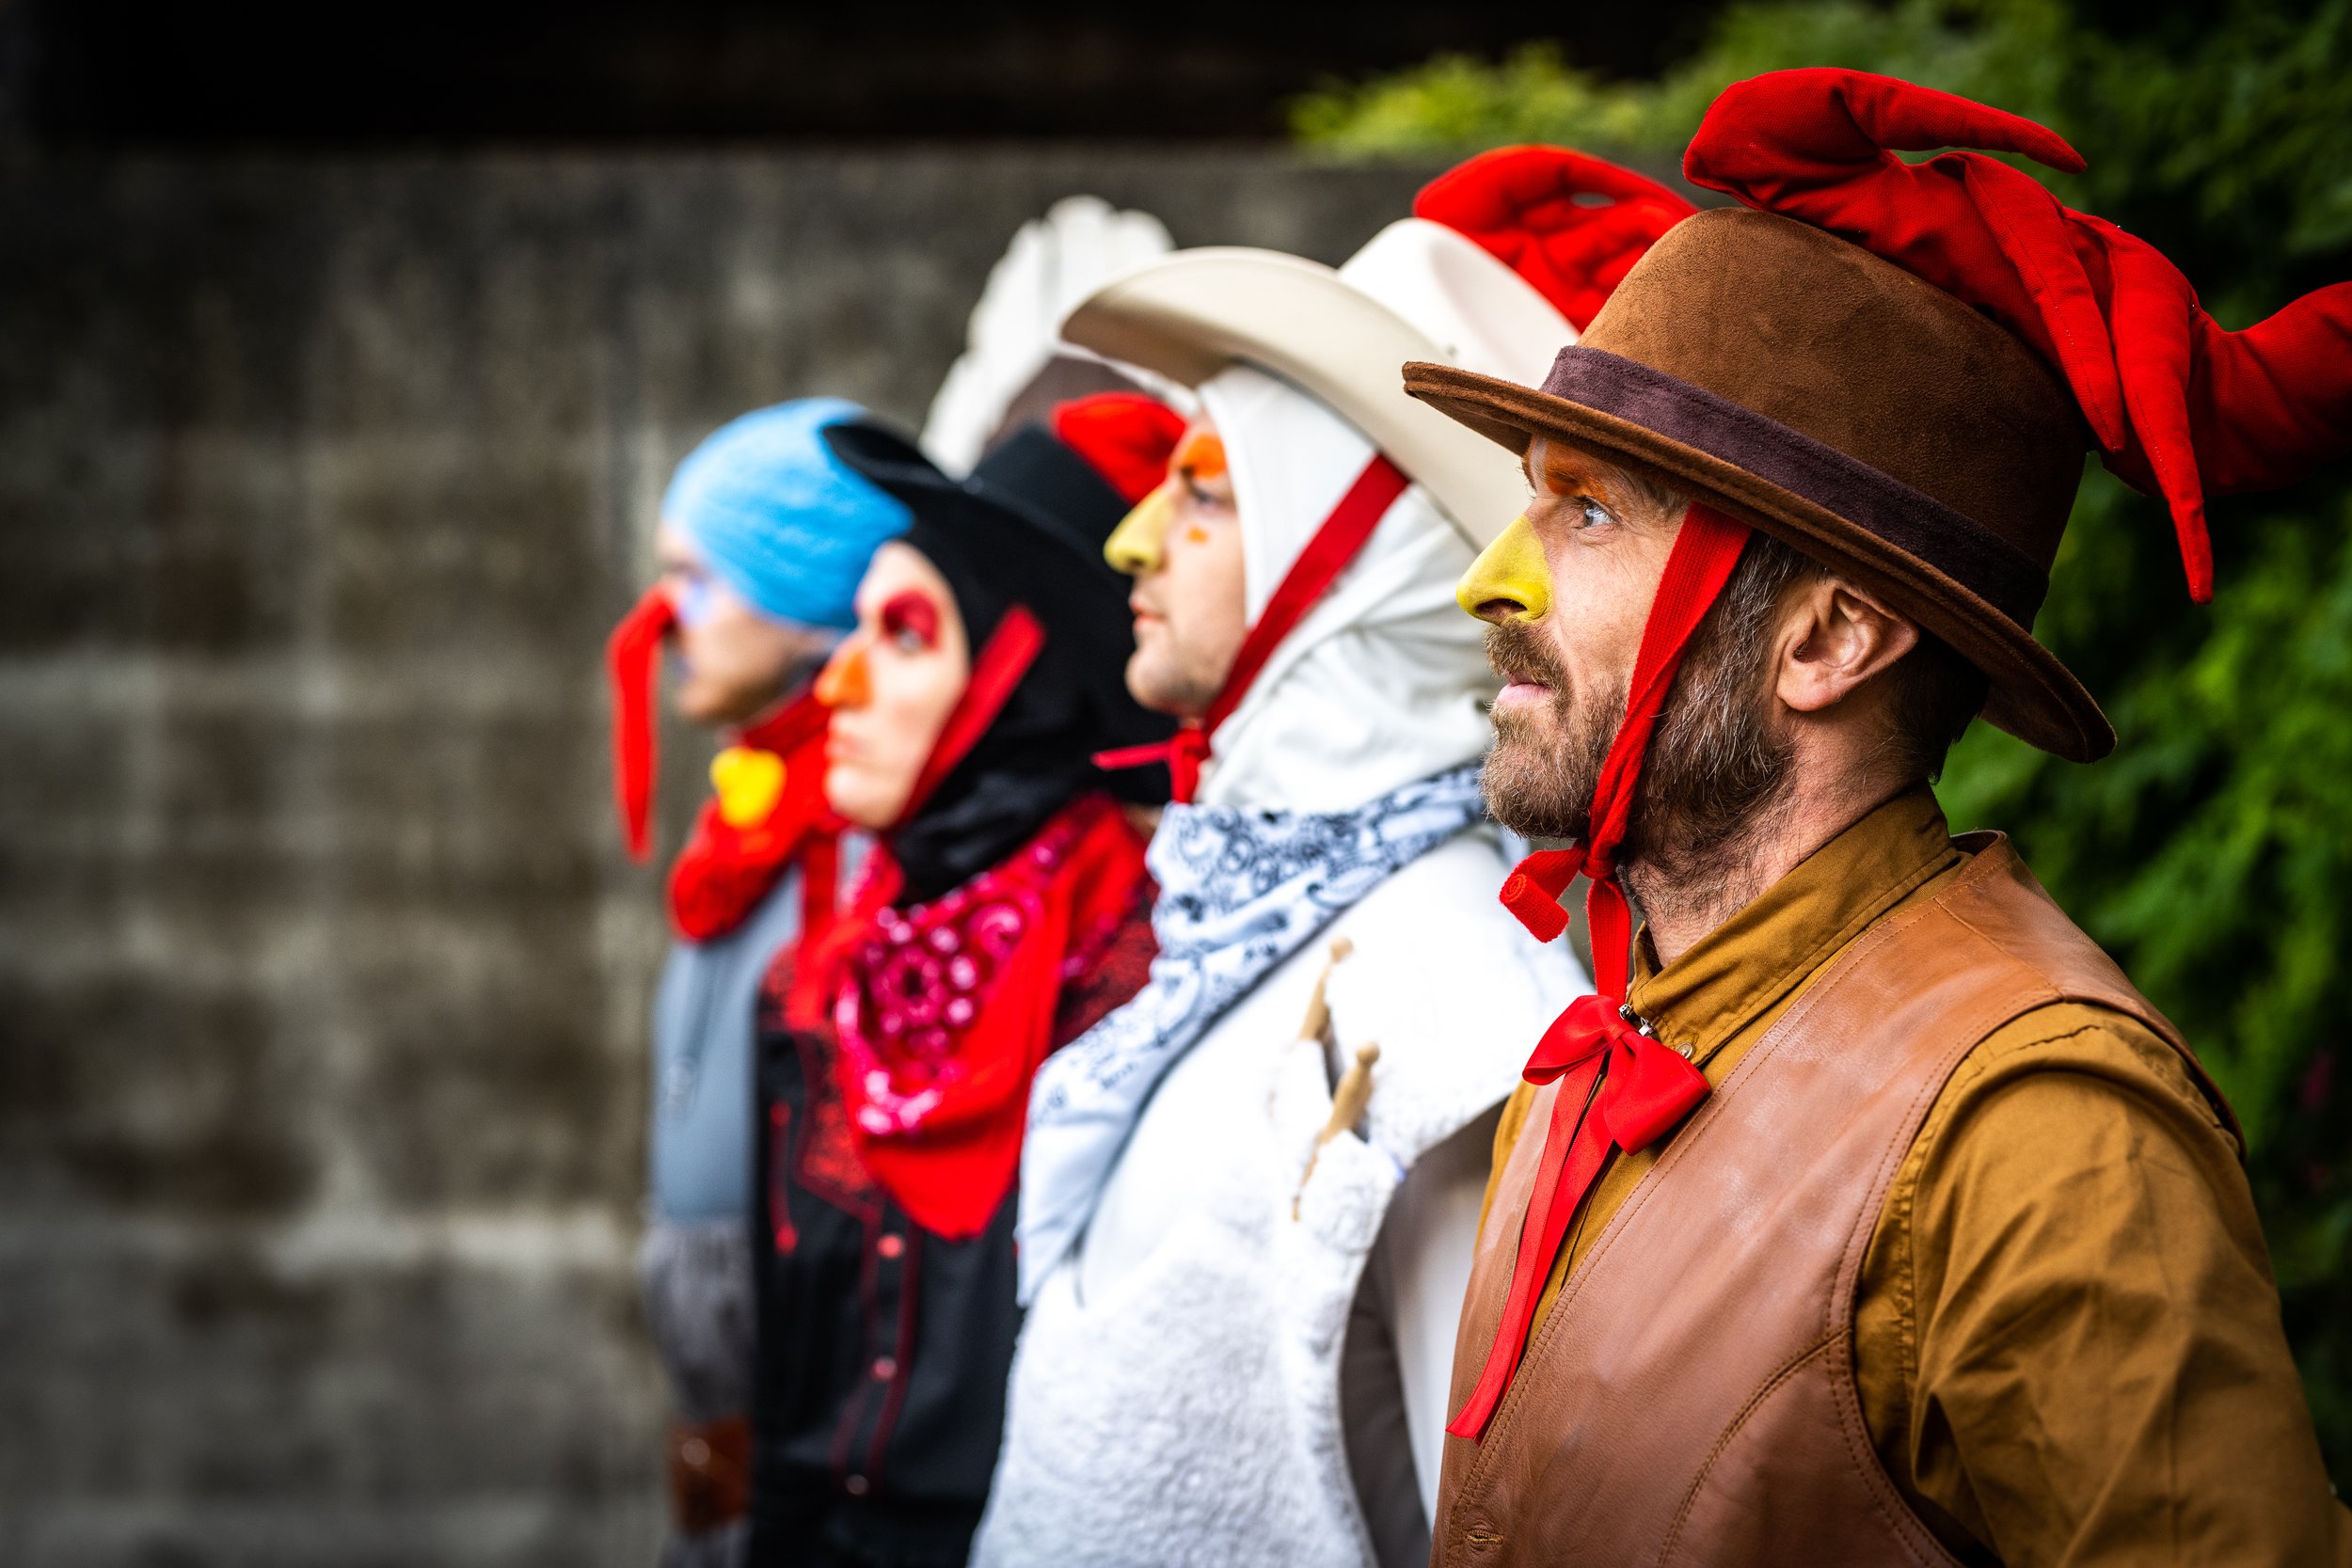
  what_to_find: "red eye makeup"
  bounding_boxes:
[880,590,941,651]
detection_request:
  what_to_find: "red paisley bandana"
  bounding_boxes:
[794,792,1152,1240]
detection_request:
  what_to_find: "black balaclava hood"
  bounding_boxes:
[824,421,1174,903]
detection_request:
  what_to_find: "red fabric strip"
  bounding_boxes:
[797,831,841,955]
[1450,1054,1611,1439]
[1450,500,1751,1443]
[1095,454,1409,803]
[898,603,1046,826]
[606,585,679,863]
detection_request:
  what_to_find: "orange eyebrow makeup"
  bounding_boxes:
[1172,429,1227,482]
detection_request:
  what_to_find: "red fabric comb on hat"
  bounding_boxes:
[1415,146,1700,332]
[1684,68,2352,603]
[1051,392,1189,504]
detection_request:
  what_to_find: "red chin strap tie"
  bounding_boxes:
[1095,454,1410,803]
[606,585,680,863]
[1448,500,1753,1444]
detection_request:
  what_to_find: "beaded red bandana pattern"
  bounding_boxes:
[815,792,1152,1240]
[835,817,1078,1135]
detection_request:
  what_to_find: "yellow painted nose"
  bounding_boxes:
[1104,483,1177,577]
[1456,515,1550,623]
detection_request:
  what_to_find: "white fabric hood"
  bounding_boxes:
[1194,363,1499,814]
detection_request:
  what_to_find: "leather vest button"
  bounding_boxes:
[872,1355,898,1380]
[876,1233,905,1259]
[843,1474,869,1497]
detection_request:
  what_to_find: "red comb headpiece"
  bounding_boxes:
[1051,392,1189,504]
[1414,146,1700,332]
[1684,68,2352,603]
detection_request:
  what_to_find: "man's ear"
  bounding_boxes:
[1775,577,1920,715]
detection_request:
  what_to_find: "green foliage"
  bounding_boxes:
[1299,0,2352,1477]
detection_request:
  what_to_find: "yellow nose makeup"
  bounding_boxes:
[1455,515,1550,622]
[1104,482,1178,577]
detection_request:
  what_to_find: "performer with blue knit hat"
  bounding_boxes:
[606,397,910,1568]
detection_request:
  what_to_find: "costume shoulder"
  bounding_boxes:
[1855,1001,2348,1564]
[1321,827,1586,1167]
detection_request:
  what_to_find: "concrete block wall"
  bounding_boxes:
[0,149,1430,1567]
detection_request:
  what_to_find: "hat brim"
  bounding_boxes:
[1062,248,1529,550]
[1403,360,2114,764]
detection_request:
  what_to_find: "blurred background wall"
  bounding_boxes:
[0,149,1442,1566]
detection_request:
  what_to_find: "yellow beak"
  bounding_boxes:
[1455,515,1550,622]
[1104,483,1178,577]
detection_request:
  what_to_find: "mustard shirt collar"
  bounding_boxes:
[1626,786,1963,1066]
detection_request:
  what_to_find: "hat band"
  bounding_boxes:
[1542,347,2048,626]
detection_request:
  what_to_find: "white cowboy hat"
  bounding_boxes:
[1058,217,1574,550]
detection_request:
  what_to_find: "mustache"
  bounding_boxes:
[1485,620,1566,691]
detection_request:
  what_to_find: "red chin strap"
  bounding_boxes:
[1096,454,1410,803]
[1448,500,1754,1443]
[606,585,679,863]
[892,603,1047,830]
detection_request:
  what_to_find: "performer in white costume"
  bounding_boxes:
[978,150,1693,1568]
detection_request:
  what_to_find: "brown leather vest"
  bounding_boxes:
[1432,835,2224,1568]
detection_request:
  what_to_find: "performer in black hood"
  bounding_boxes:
[748,393,1182,1567]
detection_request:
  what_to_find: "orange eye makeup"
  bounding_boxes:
[1526,441,1629,515]
[1172,429,1227,483]
[880,590,940,652]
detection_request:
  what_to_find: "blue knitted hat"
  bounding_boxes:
[661,398,912,631]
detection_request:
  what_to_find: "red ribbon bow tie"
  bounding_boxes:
[1524,992,1709,1154]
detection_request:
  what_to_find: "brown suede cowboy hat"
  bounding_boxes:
[1404,204,2108,763]
[1406,71,2352,768]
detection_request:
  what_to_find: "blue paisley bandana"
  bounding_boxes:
[1014,764,1487,1301]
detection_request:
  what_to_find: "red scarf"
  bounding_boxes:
[1448,501,1753,1443]
[665,693,844,945]
[790,792,1150,1240]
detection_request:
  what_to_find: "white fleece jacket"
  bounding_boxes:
[976,827,1582,1567]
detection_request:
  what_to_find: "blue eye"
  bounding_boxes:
[1579,499,1615,530]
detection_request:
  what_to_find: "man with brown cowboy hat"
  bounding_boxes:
[1403,68,2352,1567]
